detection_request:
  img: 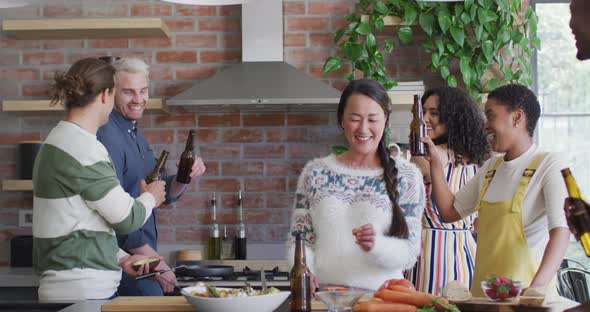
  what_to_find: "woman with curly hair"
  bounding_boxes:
[407,86,490,295]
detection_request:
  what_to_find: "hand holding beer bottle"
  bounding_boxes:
[561,168,590,257]
[410,94,426,156]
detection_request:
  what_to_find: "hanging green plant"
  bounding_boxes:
[323,0,540,98]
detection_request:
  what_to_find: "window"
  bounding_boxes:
[533,0,590,267]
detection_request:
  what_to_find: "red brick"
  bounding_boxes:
[198,211,240,224]
[0,229,32,242]
[398,64,426,80]
[220,193,263,209]
[0,69,39,80]
[0,211,17,226]
[176,194,211,210]
[116,51,153,64]
[176,34,218,48]
[308,1,351,15]
[177,129,218,143]
[131,3,172,16]
[0,82,18,97]
[332,79,349,91]
[154,82,193,97]
[0,164,16,179]
[200,144,241,160]
[331,16,348,30]
[21,115,63,131]
[175,66,217,80]
[285,33,306,47]
[219,34,241,49]
[156,51,197,64]
[43,40,84,50]
[153,115,196,128]
[85,4,128,17]
[221,161,263,176]
[143,130,174,144]
[266,161,306,176]
[132,38,172,49]
[175,227,208,242]
[175,5,216,16]
[284,1,306,15]
[149,66,173,81]
[156,227,174,243]
[0,39,39,49]
[220,5,240,16]
[222,129,264,143]
[267,193,294,208]
[203,161,220,176]
[22,83,51,97]
[288,143,330,159]
[200,50,241,63]
[287,17,328,31]
[23,52,64,65]
[286,48,330,63]
[245,210,282,224]
[244,145,285,159]
[43,5,82,17]
[164,19,195,32]
[243,113,285,127]
[66,52,109,64]
[267,128,306,143]
[198,18,241,32]
[267,224,291,241]
[0,146,16,163]
[1,5,39,19]
[157,209,198,225]
[88,39,129,49]
[0,193,25,209]
[309,64,352,79]
[198,114,240,127]
[245,224,266,241]
[200,178,240,192]
[310,33,334,47]
[287,112,330,126]
[288,176,299,192]
[0,54,19,66]
[244,178,286,192]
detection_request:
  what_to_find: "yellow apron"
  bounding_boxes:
[471,153,545,297]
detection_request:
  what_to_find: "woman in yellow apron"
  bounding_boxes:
[422,84,571,296]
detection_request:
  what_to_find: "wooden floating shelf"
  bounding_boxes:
[388,92,416,110]
[1,18,170,40]
[2,180,33,191]
[361,15,412,26]
[2,98,164,112]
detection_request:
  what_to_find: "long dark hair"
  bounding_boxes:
[337,79,408,239]
[421,87,490,166]
[50,58,115,110]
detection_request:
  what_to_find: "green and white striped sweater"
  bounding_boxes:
[32,121,156,300]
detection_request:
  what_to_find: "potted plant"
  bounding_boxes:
[322,0,540,98]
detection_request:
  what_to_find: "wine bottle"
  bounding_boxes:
[410,94,426,156]
[562,168,590,257]
[176,130,195,184]
[234,190,247,260]
[290,232,311,312]
[208,192,221,260]
[145,150,169,184]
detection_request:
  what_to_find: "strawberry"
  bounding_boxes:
[486,288,497,299]
[509,285,519,296]
[498,293,509,300]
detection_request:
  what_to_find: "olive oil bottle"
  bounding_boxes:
[208,192,221,260]
[234,190,247,260]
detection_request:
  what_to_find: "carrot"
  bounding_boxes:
[353,301,417,312]
[388,285,419,294]
[378,278,415,291]
[374,289,435,307]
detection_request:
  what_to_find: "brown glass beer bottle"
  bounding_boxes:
[145,150,169,184]
[410,94,426,156]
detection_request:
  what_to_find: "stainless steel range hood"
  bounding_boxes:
[166,0,340,112]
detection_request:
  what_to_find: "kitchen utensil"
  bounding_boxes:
[135,265,187,280]
[206,284,219,298]
[260,270,267,293]
[314,289,372,312]
[173,263,234,278]
[181,285,290,312]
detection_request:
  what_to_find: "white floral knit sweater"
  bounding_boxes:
[287,154,425,290]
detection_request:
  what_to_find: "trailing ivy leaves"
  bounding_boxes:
[322,0,539,96]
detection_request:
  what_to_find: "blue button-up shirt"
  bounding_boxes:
[97,111,177,251]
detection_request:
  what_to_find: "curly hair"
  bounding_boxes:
[421,87,490,166]
[487,84,540,138]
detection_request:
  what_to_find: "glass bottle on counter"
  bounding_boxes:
[290,231,311,312]
[221,225,235,260]
[562,168,590,257]
[176,130,195,184]
[208,192,221,260]
[410,94,426,156]
[234,190,247,260]
[145,150,169,184]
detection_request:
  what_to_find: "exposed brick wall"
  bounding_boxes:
[0,0,426,263]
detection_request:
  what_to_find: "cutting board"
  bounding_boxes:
[454,297,549,312]
[101,296,327,311]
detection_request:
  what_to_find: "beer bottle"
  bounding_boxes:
[234,190,247,260]
[410,94,426,156]
[290,232,311,312]
[561,168,590,257]
[176,130,195,184]
[145,150,169,184]
[208,192,221,260]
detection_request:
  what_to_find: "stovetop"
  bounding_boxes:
[175,266,290,289]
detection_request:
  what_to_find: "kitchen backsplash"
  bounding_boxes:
[0,0,429,265]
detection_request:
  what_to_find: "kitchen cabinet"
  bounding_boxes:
[1,180,32,191]
[1,99,164,112]
[1,18,170,40]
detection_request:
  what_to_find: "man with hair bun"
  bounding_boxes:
[97,57,206,296]
[32,58,166,300]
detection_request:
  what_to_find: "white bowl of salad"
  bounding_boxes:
[181,283,290,312]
